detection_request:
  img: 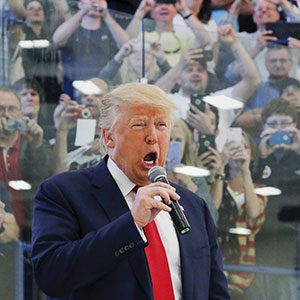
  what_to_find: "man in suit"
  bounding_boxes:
[31,82,230,300]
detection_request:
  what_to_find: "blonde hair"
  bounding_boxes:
[172,119,195,166]
[99,82,178,150]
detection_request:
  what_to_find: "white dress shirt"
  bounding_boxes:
[107,158,182,300]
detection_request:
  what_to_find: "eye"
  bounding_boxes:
[157,121,167,129]
[132,122,145,129]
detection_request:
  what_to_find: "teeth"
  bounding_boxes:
[145,160,154,165]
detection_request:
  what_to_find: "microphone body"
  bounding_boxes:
[148,166,191,235]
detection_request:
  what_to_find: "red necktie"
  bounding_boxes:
[132,185,175,299]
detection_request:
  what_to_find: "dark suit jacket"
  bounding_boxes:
[32,158,230,300]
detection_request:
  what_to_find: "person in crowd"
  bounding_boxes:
[53,0,129,97]
[218,0,300,83]
[166,118,219,223]
[173,0,217,33]
[256,97,300,190]
[235,45,295,137]
[0,0,26,86]
[215,130,267,299]
[253,97,300,300]
[98,39,170,85]
[51,78,108,175]
[31,82,230,300]
[126,0,211,67]
[0,87,51,241]
[279,77,300,128]
[15,0,67,103]
[0,183,20,243]
[156,24,260,150]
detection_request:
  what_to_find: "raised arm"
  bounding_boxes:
[52,3,90,45]
[7,0,26,20]
[126,0,155,38]
[101,9,130,48]
[218,24,260,102]
[175,0,210,48]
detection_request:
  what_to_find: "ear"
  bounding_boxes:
[102,128,115,149]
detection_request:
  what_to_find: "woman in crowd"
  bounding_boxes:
[19,0,66,102]
[166,118,219,223]
[214,130,267,299]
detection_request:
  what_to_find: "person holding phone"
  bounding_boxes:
[257,97,300,190]
[214,130,267,300]
[166,119,219,222]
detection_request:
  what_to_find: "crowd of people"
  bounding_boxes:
[1,0,300,299]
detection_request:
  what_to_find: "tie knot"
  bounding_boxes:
[132,185,141,193]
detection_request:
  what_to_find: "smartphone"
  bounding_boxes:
[166,141,181,170]
[227,127,243,145]
[266,22,300,45]
[198,134,216,156]
[190,93,205,112]
[268,131,292,146]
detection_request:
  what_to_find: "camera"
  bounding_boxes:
[7,119,28,131]
[268,131,292,146]
[73,107,93,119]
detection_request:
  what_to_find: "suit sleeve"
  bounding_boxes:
[31,178,146,298]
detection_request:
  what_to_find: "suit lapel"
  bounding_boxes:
[90,159,153,300]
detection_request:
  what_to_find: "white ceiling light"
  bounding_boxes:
[203,95,244,110]
[173,166,210,177]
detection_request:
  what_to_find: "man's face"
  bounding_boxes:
[0,91,22,136]
[104,104,171,185]
[253,0,280,29]
[26,1,45,24]
[150,3,177,23]
[264,114,296,131]
[265,49,293,79]
[178,62,208,96]
[19,88,40,117]
[281,85,300,113]
[81,94,103,118]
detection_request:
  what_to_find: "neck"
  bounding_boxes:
[28,22,43,36]
[81,15,101,30]
[155,21,174,33]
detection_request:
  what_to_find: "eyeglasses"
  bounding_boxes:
[267,58,291,64]
[266,121,294,128]
[0,105,20,114]
[254,5,277,12]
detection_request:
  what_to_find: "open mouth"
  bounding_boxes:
[143,152,157,166]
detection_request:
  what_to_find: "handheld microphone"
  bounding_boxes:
[148,166,191,235]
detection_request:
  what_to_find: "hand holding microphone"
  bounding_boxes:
[131,166,191,234]
[148,166,191,235]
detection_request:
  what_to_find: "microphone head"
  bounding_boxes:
[148,166,167,183]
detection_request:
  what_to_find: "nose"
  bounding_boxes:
[145,125,158,145]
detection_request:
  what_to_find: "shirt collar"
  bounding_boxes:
[107,157,136,198]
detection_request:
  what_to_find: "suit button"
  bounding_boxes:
[129,242,134,248]
[124,245,129,251]
[119,247,125,254]
[115,250,120,257]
